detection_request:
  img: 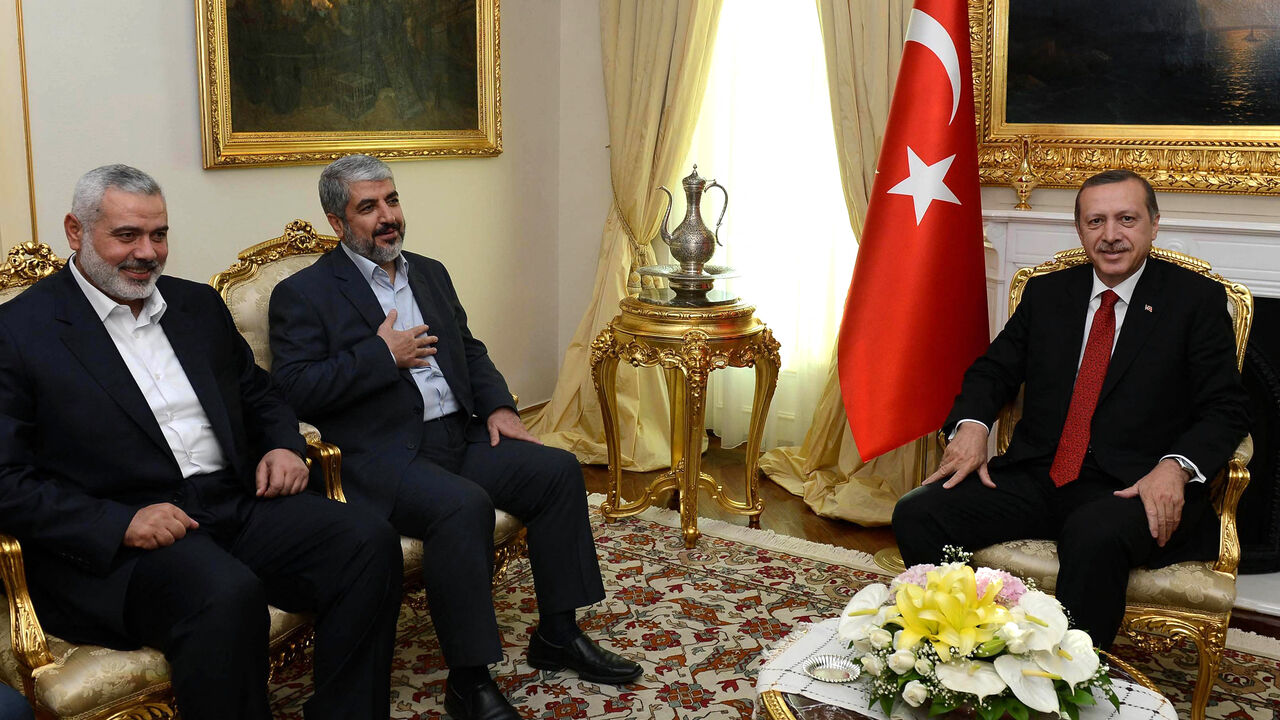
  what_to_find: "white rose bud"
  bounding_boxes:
[914,658,933,676]
[868,628,893,649]
[861,654,886,676]
[902,680,929,707]
[887,649,916,675]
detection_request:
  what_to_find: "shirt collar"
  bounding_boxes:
[68,253,167,323]
[1090,257,1147,306]
[340,242,407,286]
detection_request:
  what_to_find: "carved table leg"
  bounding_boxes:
[591,327,623,520]
[677,361,709,548]
[664,366,683,510]
[742,336,779,528]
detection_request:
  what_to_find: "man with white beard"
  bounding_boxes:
[0,164,403,720]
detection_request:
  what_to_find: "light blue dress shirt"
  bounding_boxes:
[341,244,461,421]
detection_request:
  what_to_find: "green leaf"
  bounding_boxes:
[1063,701,1080,720]
[1105,687,1121,710]
[928,698,958,716]
[879,695,894,716]
[1007,701,1030,720]
[1072,687,1097,706]
[978,698,1005,720]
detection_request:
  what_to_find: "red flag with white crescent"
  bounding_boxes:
[837,0,989,460]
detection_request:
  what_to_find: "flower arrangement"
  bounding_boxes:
[839,557,1119,720]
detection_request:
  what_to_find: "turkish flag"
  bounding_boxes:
[837,0,989,460]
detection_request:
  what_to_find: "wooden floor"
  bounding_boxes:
[582,434,1280,640]
[581,436,895,558]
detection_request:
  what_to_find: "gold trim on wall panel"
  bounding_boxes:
[196,0,502,168]
[0,0,36,249]
[972,0,1280,195]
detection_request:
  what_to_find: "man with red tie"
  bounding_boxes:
[892,169,1249,648]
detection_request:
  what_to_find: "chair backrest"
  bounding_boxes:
[210,220,339,371]
[0,241,65,305]
[996,246,1254,454]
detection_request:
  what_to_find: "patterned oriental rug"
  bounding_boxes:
[268,495,1280,719]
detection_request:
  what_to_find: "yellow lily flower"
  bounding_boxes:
[892,565,1010,658]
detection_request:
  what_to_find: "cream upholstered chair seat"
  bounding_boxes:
[963,247,1254,720]
[210,220,529,585]
[0,602,310,720]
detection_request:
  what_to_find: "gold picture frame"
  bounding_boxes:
[196,0,501,168]
[971,0,1280,195]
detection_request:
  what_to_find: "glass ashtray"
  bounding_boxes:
[803,655,862,683]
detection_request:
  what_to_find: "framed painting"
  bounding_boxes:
[971,0,1280,194]
[197,0,500,168]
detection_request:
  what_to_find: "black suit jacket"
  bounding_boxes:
[0,268,306,578]
[946,258,1249,487]
[267,248,514,516]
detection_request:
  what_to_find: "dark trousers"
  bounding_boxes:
[29,473,403,720]
[387,413,605,667]
[892,457,1215,648]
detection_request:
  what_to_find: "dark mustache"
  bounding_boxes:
[376,223,401,235]
[119,260,159,271]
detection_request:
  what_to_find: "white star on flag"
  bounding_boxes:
[886,146,961,225]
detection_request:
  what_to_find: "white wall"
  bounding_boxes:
[8,0,610,405]
[557,1,613,367]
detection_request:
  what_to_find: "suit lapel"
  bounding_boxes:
[1099,259,1165,402]
[405,258,465,398]
[1048,267,1094,413]
[53,269,173,460]
[329,249,390,330]
[158,287,238,467]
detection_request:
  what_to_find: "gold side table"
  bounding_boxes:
[591,296,781,548]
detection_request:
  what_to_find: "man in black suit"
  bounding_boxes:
[0,165,402,720]
[893,169,1249,647]
[268,154,640,720]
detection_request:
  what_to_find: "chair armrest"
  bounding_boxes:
[1212,434,1252,576]
[0,533,55,673]
[299,422,346,504]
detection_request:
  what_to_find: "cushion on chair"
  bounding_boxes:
[220,255,321,369]
[972,541,1236,613]
[1,600,311,717]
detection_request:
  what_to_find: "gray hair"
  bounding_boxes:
[1074,169,1159,226]
[319,154,394,219]
[70,164,163,226]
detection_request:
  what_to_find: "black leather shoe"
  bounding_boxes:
[527,631,643,684]
[443,679,520,720]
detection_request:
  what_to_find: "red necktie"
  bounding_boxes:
[1049,290,1120,487]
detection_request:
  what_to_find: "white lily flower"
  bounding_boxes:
[902,680,930,707]
[861,654,886,676]
[1034,629,1099,690]
[934,660,1007,700]
[888,649,916,674]
[994,654,1059,714]
[837,583,890,643]
[1016,591,1068,652]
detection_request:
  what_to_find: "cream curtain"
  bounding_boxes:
[526,0,722,471]
[757,0,930,527]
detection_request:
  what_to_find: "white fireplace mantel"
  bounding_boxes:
[983,209,1280,330]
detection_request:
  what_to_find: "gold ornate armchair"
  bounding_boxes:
[969,247,1253,720]
[209,220,529,587]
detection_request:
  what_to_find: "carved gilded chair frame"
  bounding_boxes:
[991,246,1253,720]
[971,0,1280,195]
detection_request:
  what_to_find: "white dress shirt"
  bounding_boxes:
[957,259,1204,482]
[340,244,461,421]
[69,256,228,477]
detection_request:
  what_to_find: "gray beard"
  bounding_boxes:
[342,223,404,265]
[77,234,162,302]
